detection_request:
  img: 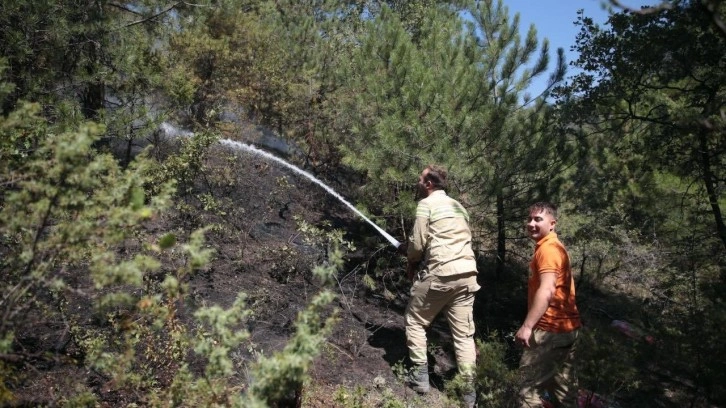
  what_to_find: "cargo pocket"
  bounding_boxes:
[408,279,432,309]
[427,280,454,304]
[464,307,475,337]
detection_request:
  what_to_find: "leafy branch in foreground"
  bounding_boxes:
[244,245,343,407]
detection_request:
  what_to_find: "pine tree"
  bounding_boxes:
[336,0,569,270]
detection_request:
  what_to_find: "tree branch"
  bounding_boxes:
[606,0,726,38]
[703,0,726,39]
[121,2,182,28]
[108,2,144,17]
[605,0,674,14]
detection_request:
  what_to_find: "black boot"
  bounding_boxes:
[406,364,430,394]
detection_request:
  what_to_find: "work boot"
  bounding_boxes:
[460,381,476,407]
[461,390,476,407]
[456,368,476,407]
[406,364,430,393]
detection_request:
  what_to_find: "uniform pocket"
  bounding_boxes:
[424,279,455,306]
[429,280,454,293]
[409,279,432,306]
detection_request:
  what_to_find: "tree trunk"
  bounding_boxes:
[495,190,506,280]
[697,128,726,251]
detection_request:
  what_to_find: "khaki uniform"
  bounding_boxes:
[405,190,480,374]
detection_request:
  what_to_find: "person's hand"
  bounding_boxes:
[514,325,532,347]
[397,242,408,256]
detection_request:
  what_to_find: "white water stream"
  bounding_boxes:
[219,139,401,248]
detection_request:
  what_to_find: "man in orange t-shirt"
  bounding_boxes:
[515,202,581,407]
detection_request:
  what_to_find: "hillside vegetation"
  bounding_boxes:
[1,0,724,407]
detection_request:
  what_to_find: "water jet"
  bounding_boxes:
[220,139,401,248]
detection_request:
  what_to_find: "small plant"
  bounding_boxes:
[333,385,367,408]
[294,216,356,252]
[379,388,406,408]
[391,358,409,383]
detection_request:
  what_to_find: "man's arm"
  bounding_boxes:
[403,210,429,280]
[515,271,557,347]
[408,216,427,262]
[397,237,423,280]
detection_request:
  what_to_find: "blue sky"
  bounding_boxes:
[502,0,612,96]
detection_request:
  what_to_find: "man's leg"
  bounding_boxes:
[404,275,448,392]
[443,275,478,408]
[551,330,579,407]
[405,276,435,365]
[519,329,560,408]
[444,287,477,375]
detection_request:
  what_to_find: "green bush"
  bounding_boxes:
[466,334,519,408]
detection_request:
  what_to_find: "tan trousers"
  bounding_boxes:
[405,273,479,374]
[519,328,579,407]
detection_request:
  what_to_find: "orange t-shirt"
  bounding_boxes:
[528,233,581,332]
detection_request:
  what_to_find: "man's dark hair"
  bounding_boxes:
[528,201,558,220]
[424,165,448,190]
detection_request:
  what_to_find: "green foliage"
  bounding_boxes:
[333,1,570,274]
[338,4,471,184]
[61,391,98,407]
[0,81,171,404]
[378,388,407,408]
[0,0,178,160]
[555,4,726,405]
[0,100,171,309]
[245,247,342,406]
[332,383,407,408]
[334,384,367,408]
[145,291,251,407]
[465,335,519,408]
[151,130,219,196]
[295,215,357,253]
[577,327,642,401]
[566,2,726,248]
[0,64,342,405]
